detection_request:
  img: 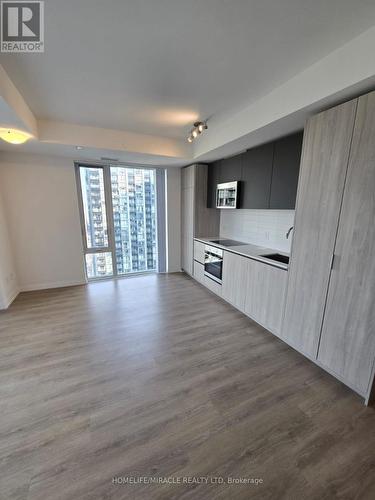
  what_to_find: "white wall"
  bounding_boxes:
[0,153,181,296]
[220,209,295,253]
[0,152,86,292]
[165,167,181,272]
[0,188,18,308]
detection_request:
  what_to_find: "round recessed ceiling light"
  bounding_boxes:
[76,146,83,150]
[0,128,32,145]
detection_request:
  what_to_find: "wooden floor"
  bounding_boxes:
[0,273,374,500]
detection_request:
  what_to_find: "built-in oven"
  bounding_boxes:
[204,245,223,284]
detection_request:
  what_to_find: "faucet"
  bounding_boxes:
[286,226,294,239]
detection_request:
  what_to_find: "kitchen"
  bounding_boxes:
[181,92,375,406]
[1,2,375,497]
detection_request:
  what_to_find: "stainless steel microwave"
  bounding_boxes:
[216,181,239,209]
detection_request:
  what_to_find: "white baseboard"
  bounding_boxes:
[0,287,20,310]
[20,279,87,292]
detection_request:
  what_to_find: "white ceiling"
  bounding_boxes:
[1,0,375,141]
[0,140,187,166]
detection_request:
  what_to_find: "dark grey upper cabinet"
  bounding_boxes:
[241,143,274,209]
[269,132,303,209]
[219,154,242,183]
[206,131,303,209]
[207,160,221,208]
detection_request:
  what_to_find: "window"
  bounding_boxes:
[85,253,113,279]
[76,164,162,280]
[79,167,109,248]
[110,166,157,274]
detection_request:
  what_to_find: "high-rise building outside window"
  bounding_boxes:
[77,164,159,280]
[110,166,157,275]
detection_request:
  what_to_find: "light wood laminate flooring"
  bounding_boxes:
[0,273,374,499]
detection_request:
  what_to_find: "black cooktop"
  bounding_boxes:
[209,239,247,247]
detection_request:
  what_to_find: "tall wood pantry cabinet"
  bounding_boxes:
[282,90,375,402]
[181,165,220,275]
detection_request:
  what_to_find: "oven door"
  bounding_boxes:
[204,247,223,283]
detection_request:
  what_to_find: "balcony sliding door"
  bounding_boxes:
[76,163,163,280]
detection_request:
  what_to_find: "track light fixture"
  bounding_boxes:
[187,121,207,143]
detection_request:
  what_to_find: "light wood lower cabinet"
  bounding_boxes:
[203,275,222,297]
[193,240,205,265]
[244,259,287,336]
[222,251,249,313]
[221,250,287,336]
[193,260,205,284]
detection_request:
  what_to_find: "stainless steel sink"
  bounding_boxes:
[260,253,289,265]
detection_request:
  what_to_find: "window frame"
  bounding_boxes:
[75,161,165,281]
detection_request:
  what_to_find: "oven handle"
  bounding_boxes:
[205,251,222,258]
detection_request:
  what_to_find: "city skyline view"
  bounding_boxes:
[79,165,158,279]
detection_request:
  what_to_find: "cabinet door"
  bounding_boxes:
[193,260,205,284]
[269,132,303,209]
[281,99,357,357]
[245,260,287,336]
[181,184,194,275]
[203,276,222,297]
[195,165,220,237]
[222,251,249,312]
[318,92,375,396]
[241,143,273,208]
[181,165,194,189]
[207,161,221,208]
[193,240,205,265]
[220,154,242,183]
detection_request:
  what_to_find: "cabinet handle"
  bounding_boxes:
[330,253,335,270]
[330,253,340,270]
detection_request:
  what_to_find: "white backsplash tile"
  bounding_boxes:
[220,209,295,253]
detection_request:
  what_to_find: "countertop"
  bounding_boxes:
[194,236,289,270]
